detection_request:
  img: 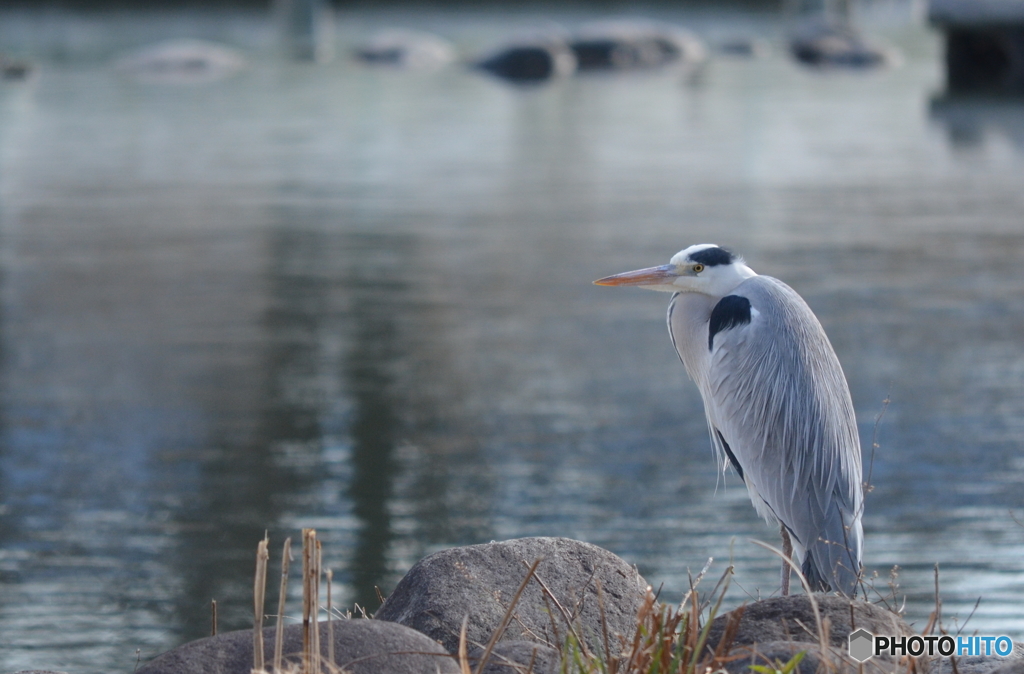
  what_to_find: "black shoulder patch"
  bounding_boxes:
[716,429,744,481]
[688,246,735,267]
[708,295,751,350]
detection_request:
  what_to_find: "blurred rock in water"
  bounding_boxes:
[475,37,577,83]
[715,36,772,58]
[570,19,707,71]
[353,29,457,70]
[790,17,898,68]
[114,39,246,85]
[1,54,34,81]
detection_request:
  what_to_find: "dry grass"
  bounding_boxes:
[243,531,943,674]
[252,529,331,674]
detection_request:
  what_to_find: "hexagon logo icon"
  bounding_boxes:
[849,628,874,662]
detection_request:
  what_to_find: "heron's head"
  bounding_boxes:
[593,244,757,296]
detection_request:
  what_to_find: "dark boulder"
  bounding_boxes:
[790,18,895,68]
[705,595,1024,674]
[475,40,576,82]
[375,537,648,657]
[705,595,915,674]
[716,37,771,58]
[988,659,1024,674]
[135,618,459,674]
[719,641,855,674]
[930,647,1024,674]
[0,56,33,81]
[705,594,914,651]
[570,19,706,71]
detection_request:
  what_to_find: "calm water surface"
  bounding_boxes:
[1,6,1023,672]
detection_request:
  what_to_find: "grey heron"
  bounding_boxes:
[595,244,863,596]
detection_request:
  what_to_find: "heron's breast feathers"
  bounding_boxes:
[700,277,863,532]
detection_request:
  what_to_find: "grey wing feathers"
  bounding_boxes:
[705,276,863,594]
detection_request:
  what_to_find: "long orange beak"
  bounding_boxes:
[593,264,679,287]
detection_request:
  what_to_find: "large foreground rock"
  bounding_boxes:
[135,618,459,674]
[723,638,1024,674]
[718,641,858,674]
[930,648,1024,674]
[988,660,1024,674]
[705,594,914,650]
[375,537,648,657]
[705,595,916,674]
[703,595,1024,674]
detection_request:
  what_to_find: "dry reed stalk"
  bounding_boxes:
[539,591,562,650]
[699,569,732,648]
[302,529,312,672]
[302,529,313,673]
[925,564,959,674]
[211,600,218,636]
[326,569,335,667]
[751,539,826,654]
[621,587,656,672]
[302,529,320,674]
[699,563,733,616]
[254,535,270,672]
[524,648,538,674]
[314,539,322,673]
[600,561,742,674]
[595,578,612,668]
[274,537,292,674]
[685,589,701,666]
[458,616,472,674]
[710,604,746,668]
[678,557,714,612]
[474,558,542,674]
[523,563,591,659]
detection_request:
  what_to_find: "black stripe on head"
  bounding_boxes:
[708,295,751,350]
[688,246,735,267]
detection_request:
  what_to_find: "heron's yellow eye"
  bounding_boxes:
[693,264,705,273]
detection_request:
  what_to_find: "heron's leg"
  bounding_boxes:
[780,525,793,597]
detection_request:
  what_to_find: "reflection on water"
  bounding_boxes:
[929,94,1024,151]
[1,6,1024,673]
[340,234,408,610]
